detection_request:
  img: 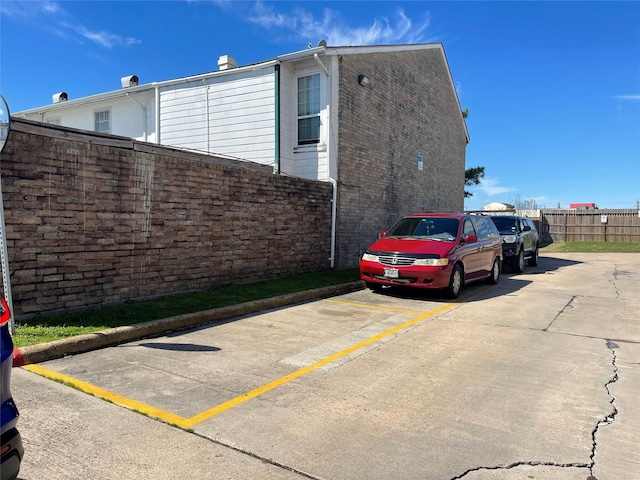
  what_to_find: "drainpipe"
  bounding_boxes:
[314,53,329,76]
[203,80,210,153]
[274,64,281,174]
[155,86,160,144]
[126,93,148,141]
[318,53,336,269]
[329,177,337,269]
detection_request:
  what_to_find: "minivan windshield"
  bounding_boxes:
[490,216,517,233]
[385,217,459,242]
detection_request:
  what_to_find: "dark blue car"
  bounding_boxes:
[1,295,23,480]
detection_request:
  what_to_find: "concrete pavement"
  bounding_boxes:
[11,252,640,480]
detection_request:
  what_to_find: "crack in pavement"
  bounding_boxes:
[449,339,621,480]
[543,295,576,332]
[588,340,620,479]
[449,460,590,479]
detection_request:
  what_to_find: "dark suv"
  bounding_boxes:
[489,215,539,273]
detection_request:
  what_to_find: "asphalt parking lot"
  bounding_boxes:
[11,252,640,480]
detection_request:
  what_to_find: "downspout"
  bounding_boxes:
[126,93,148,141]
[155,86,160,144]
[329,177,337,269]
[314,53,329,76]
[314,53,337,269]
[274,64,281,174]
[202,80,210,153]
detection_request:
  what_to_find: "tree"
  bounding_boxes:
[464,166,485,198]
[511,194,540,211]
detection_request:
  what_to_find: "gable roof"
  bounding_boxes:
[16,43,468,143]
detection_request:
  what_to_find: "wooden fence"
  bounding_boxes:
[539,209,640,244]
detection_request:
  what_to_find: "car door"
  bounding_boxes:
[457,217,483,278]
[473,216,500,275]
[520,217,534,253]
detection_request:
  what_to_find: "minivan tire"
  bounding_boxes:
[446,264,463,299]
[486,258,500,284]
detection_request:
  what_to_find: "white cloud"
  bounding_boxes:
[476,178,517,197]
[2,0,140,49]
[615,94,640,101]
[71,24,126,49]
[248,2,434,46]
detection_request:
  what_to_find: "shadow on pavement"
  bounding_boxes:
[130,342,221,352]
[366,255,583,303]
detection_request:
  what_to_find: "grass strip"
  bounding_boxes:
[541,241,640,253]
[13,269,360,347]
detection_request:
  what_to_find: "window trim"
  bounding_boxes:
[296,73,322,147]
[94,107,111,134]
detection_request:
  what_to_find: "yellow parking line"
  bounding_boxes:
[23,364,192,429]
[22,288,490,430]
[183,300,456,428]
[323,298,425,314]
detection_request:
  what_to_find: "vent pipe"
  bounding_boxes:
[121,75,139,88]
[52,92,68,103]
[218,55,237,71]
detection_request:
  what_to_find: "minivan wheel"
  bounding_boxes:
[512,249,525,273]
[446,264,463,299]
[486,258,500,284]
[528,246,539,266]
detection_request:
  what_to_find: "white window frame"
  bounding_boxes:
[94,108,111,134]
[296,73,322,146]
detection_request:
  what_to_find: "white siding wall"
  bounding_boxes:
[280,58,330,180]
[20,91,157,142]
[278,63,296,175]
[159,68,276,167]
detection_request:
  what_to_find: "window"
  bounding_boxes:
[297,74,321,145]
[463,219,476,238]
[94,109,111,133]
[471,216,493,240]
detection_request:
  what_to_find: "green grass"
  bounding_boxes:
[541,241,640,253]
[13,269,360,348]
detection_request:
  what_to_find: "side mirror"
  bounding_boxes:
[523,225,531,232]
[0,94,10,154]
[379,231,387,238]
[463,234,478,243]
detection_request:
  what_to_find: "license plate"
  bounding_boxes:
[384,268,399,278]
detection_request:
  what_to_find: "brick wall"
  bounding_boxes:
[1,119,333,318]
[335,48,467,268]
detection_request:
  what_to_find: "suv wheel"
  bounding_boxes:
[528,246,539,266]
[446,264,463,299]
[512,249,525,273]
[486,258,500,284]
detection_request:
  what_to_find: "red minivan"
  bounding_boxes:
[360,213,502,298]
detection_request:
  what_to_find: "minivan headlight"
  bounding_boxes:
[502,235,517,244]
[414,258,449,266]
[362,253,379,262]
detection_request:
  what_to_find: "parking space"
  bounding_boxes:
[13,253,640,479]
[24,287,469,430]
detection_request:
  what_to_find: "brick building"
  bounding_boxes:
[16,43,469,272]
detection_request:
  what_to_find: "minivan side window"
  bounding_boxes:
[484,217,499,239]
[463,219,476,238]
[470,216,492,240]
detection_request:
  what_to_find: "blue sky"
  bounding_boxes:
[1,1,638,210]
